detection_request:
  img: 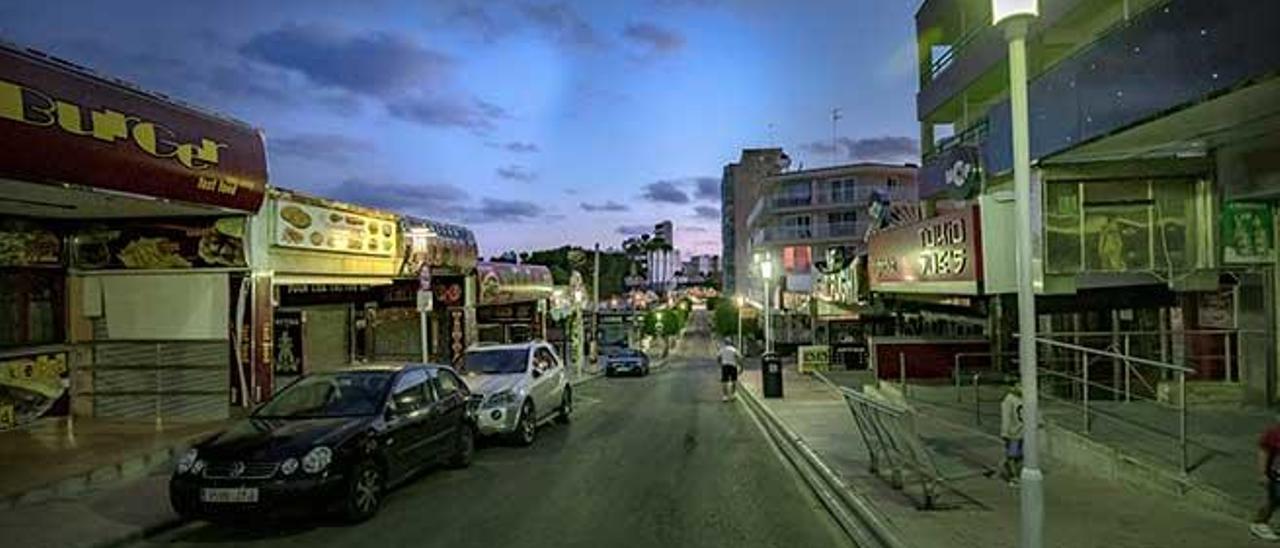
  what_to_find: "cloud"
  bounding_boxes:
[327,179,470,218]
[386,96,508,131]
[622,22,685,55]
[241,24,454,99]
[616,224,651,236]
[519,2,606,50]
[496,165,538,182]
[449,3,508,43]
[501,141,540,153]
[800,136,921,164]
[693,205,719,220]
[692,177,719,201]
[463,198,544,224]
[580,200,630,212]
[682,225,710,233]
[641,180,691,204]
[269,133,374,165]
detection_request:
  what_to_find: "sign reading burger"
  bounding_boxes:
[868,205,983,295]
[0,45,267,212]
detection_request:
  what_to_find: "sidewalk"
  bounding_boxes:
[739,362,1266,548]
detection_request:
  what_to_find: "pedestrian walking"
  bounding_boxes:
[718,337,742,402]
[1251,418,1280,541]
[1000,381,1024,486]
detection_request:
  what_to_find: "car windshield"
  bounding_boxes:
[464,348,528,374]
[254,371,393,418]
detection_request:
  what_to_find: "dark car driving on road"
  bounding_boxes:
[169,364,475,523]
[603,347,650,377]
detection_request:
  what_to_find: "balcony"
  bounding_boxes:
[752,221,865,247]
[981,0,1280,174]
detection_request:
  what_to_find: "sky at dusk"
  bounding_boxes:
[0,0,922,256]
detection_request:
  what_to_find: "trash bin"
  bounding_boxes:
[762,352,783,398]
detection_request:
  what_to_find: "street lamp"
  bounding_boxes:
[993,1,1043,547]
[759,258,774,353]
[734,295,745,352]
[573,288,586,377]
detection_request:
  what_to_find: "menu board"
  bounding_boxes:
[274,198,396,257]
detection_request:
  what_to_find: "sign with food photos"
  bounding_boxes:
[274,198,396,257]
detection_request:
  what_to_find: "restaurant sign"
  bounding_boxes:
[274,198,396,257]
[0,46,267,212]
[868,206,983,295]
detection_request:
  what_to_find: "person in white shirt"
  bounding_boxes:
[718,338,742,401]
[1000,382,1025,485]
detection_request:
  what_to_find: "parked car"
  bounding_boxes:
[169,364,475,523]
[603,347,650,377]
[462,341,571,445]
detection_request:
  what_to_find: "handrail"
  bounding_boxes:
[836,385,910,417]
[1036,329,1260,337]
[1032,337,1194,373]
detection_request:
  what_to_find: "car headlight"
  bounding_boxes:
[302,446,333,474]
[176,448,198,474]
[484,390,518,408]
[280,457,300,475]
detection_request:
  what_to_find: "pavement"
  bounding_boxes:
[9,319,850,548]
[738,363,1269,548]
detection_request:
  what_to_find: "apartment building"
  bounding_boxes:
[721,148,791,295]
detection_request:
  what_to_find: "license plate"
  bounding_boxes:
[200,487,259,503]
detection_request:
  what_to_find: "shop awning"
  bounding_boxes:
[476,262,553,306]
[0,45,268,213]
[402,217,478,275]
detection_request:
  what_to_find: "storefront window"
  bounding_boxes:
[1044,179,1198,275]
[0,269,65,348]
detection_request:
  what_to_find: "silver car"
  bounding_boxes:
[461,341,572,445]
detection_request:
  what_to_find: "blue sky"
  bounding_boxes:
[0,0,922,256]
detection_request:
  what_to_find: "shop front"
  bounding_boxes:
[474,262,554,345]
[0,44,268,425]
[867,205,998,379]
[374,217,478,368]
[253,190,401,391]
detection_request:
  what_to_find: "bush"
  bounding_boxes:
[712,298,760,341]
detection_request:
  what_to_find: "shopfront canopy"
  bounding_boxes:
[0,44,268,214]
[402,216,478,276]
[476,262,554,306]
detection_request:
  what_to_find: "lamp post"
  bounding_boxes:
[760,258,774,353]
[574,288,586,378]
[735,295,745,352]
[993,1,1043,547]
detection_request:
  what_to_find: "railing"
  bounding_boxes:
[815,372,951,509]
[925,25,988,82]
[756,221,863,245]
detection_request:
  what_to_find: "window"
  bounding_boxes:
[435,369,465,398]
[0,270,65,348]
[783,246,812,274]
[828,179,857,203]
[390,369,432,413]
[534,348,558,371]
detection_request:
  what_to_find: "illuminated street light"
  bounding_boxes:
[993,1,1043,547]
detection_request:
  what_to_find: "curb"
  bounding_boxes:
[738,382,909,548]
[2,444,185,511]
[92,515,189,548]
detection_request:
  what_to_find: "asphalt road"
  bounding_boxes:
[131,317,851,548]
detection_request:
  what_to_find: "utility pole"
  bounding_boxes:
[592,242,601,365]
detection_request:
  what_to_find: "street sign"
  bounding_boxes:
[417,289,434,312]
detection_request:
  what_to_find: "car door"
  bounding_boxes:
[527,347,551,419]
[384,368,434,479]
[532,346,563,419]
[429,369,469,457]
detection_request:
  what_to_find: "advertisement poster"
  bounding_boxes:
[73,218,246,269]
[1222,202,1273,264]
[798,345,831,374]
[0,219,60,267]
[275,198,395,257]
[0,352,68,430]
[273,311,305,376]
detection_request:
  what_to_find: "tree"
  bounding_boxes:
[712,298,760,341]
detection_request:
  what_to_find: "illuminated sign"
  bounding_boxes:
[868,206,983,295]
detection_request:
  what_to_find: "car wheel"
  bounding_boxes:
[556,389,572,424]
[343,460,383,523]
[512,401,536,446]
[447,423,476,469]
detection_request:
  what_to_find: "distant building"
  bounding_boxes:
[653,220,674,246]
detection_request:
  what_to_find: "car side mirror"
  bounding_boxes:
[531,368,543,379]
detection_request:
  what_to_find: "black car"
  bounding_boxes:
[170,364,475,523]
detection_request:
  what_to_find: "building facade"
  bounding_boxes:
[721,148,790,295]
[746,163,919,346]
[914,0,1280,405]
